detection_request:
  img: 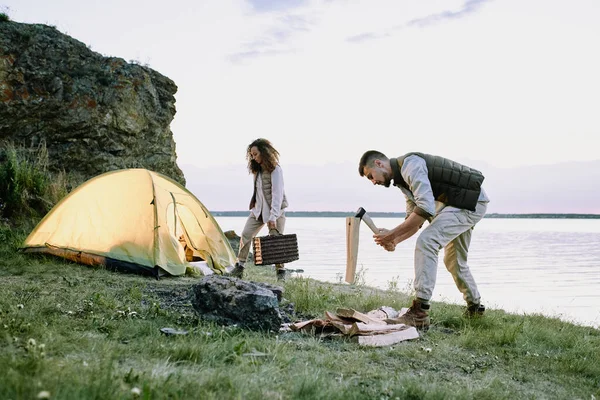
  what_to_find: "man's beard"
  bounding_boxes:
[383,174,392,187]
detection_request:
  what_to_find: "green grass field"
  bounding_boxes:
[1,224,599,400]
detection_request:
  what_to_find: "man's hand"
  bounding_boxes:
[373,228,396,250]
[267,220,277,230]
[373,213,426,252]
[382,242,396,252]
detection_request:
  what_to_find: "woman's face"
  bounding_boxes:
[250,146,262,165]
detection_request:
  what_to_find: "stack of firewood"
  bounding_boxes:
[286,307,419,347]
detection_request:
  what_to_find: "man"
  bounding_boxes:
[358,150,489,329]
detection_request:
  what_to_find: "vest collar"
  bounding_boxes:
[389,157,407,189]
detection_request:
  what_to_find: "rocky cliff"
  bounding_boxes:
[0,20,185,184]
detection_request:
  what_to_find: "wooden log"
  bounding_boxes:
[345,217,360,284]
[330,321,353,335]
[324,310,356,324]
[290,319,338,334]
[366,306,401,320]
[356,327,420,347]
[335,308,387,325]
[348,322,411,337]
[290,319,320,331]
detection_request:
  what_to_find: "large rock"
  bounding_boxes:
[190,275,283,331]
[0,20,184,184]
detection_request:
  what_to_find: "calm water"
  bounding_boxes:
[215,216,600,328]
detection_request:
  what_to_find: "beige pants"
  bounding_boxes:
[414,200,488,305]
[238,213,286,270]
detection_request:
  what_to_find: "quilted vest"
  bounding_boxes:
[249,169,289,210]
[390,152,484,211]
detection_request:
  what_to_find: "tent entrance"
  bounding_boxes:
[166,201,206,262]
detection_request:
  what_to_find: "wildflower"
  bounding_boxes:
[17,304,24,309]
[37,391,51,399]
[28,338,37,347]
[131,387,141,396]
[39,344,46,350]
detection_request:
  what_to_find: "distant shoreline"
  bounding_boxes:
[211,211,600,219]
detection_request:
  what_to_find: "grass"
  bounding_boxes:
[0,142,73,224]
[1,224,599,400]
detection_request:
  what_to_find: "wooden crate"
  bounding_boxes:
[253,233,299,265]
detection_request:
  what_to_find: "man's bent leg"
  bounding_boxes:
[443,229,480,304]
[442,201,487,307]
[414,226,445,302]
[414,202,486,302]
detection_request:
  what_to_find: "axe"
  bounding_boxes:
[354,207,379,234]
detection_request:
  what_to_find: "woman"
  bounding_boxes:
[230,138,289,281]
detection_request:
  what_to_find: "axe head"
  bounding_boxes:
[354,207,366,219]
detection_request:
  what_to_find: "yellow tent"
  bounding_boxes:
[21,169,236,277]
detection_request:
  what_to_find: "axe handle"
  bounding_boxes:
[361,214,379,234]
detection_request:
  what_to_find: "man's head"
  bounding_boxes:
[358,150,393,187]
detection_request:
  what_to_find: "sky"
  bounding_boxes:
[3,0,600,212]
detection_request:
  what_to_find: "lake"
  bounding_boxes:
[215,216,600,329]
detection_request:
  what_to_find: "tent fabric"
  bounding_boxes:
[21,169,236,276]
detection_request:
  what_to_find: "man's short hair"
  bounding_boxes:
[358,150,388,176]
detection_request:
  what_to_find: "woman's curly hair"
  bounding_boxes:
[246,138,280,174]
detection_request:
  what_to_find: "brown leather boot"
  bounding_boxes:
[465,303,485,318]
[385,299,430,329]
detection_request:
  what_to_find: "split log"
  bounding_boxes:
[366,306,401,320]
[345,217,360,283]
[335,308,387,325]
[290,319,320,331]
[348,322,411,337]
[356,327,420,347]
[290,319,338,334]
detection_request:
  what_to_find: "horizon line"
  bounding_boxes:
[209,211,600,219]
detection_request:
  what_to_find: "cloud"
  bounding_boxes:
[231,0,493,60]
[228,49,294,64]
[346,32,389,43]
[343,0,491,44]
[407,0,493,27]
[246,0,307,13]
[228,13,313,63]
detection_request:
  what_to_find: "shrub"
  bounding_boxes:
[0,142,69,223]
[0,13,9,22]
